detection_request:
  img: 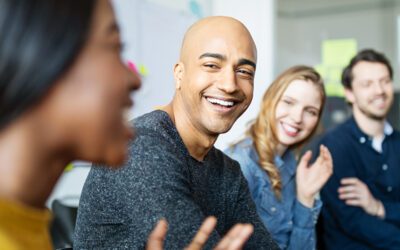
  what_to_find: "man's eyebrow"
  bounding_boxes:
[199,53,226,61]
[238,58,256,69]
[199,53,256,69]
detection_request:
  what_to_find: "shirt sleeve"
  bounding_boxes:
[226,144,318,250]
[224,146,257,199]
[287,199,321,250]
[381,201,400,227]
[320,136,400,248]
[232,166,281,250]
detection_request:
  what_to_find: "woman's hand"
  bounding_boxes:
[146,216,254,250]
[296,145,333,208]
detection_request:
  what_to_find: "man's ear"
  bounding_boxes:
[174,62,184,90]
[344,87,355,104]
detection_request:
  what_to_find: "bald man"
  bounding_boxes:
[74,16,279,249]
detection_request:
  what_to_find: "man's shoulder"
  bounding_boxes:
[133,110,172,134]
[119,110,187,172]
[320,119,353,145]
[390,128,400,140]
[130,110,179,147]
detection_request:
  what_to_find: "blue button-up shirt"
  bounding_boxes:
[225,138,321,250]
[319,117,400,249]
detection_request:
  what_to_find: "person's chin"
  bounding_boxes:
[207,119,236,135]
[102,144,128,167]
[278,134,301,147]
[105,154,126,167]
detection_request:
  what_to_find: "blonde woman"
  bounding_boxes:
[225,65,333,250]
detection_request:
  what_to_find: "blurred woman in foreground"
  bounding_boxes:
[0,0,252,249]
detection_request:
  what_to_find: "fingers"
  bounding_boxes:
[321,145,333,167]
[298,150,312,169]
[318,146,333,180]
[185,216,217,250]
[338,188,359,200]
[338,178,365,208]
[344,198,362,206]
[226,225,253,250]
[214,224,244,250]
[214,224,254,250]
[338,184,362,207]
[146,219,168,250]
[340,177,361,185]
[315,145,331,167]
[338,179,359,198]
[338,184,357,194]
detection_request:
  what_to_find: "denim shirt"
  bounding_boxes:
[225,138,321,250]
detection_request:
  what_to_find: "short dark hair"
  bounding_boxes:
[341,49,393,89]
[0,0,97,129]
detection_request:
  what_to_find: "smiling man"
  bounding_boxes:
[74,16,279,249]
[318,49,400,249]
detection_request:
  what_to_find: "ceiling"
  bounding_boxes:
[278,0,400,18]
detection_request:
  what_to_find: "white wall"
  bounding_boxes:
[213,0,276,150]
[277,1,400,84]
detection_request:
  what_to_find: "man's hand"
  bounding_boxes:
[296,145,333,208]
[146,219,169,250]
[338,177,385,218]
[146,217,254,250]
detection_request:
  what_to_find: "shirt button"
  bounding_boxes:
[359,137,366,143]
[382,164,388,171]
[270,207,276,213]
[288,220,293,225]
[387,186,393,192]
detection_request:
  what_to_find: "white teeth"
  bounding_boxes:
[206,97,234,107]
[282,123,298,133]
[373,98,385,105]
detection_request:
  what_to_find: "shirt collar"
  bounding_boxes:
[348,116,393,152]
[247,139,296,178]
[383,121,393,136]
[274,150,296,176]
[349,116,393,137]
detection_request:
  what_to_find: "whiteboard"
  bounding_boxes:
[113,0,198,118]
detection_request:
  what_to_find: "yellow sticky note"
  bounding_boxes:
[138,64,149,77]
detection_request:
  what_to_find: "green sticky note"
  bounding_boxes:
[317,39,357,97]
[315,64,327,77]
[325,82,345,97]
[322,39,357,66]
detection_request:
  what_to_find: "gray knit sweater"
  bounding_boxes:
[74,110,279,249]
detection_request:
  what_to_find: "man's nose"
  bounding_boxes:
[217,68,237,93]
[373,81,384,95]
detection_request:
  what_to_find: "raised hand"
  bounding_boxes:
[338,177,385,218]
[146,216,254,250]
[146,219,169,250]
[296,145,333,208]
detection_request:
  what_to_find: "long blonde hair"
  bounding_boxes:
[249,65,325,199]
